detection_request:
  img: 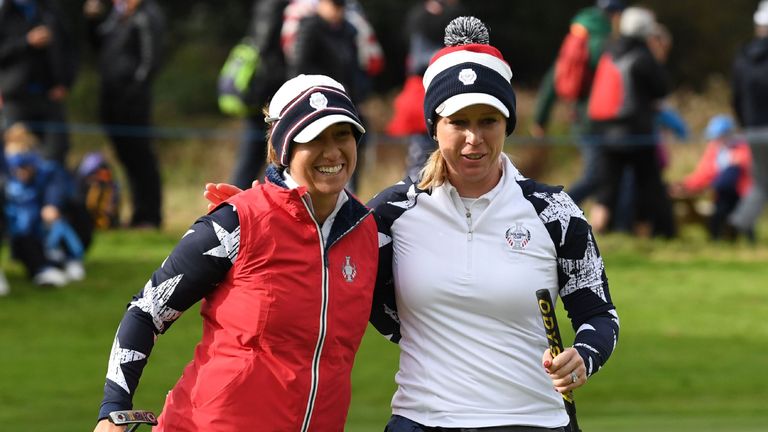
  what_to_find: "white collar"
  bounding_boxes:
[283,170,349,241]
[444,154,511,203]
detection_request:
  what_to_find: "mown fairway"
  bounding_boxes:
[0,230,766,431]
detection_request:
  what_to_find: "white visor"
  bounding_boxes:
[293,114,366,143]
[435,93,510,118]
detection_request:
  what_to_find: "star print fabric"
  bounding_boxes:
[516,177,618,378]
[98,205,240,420]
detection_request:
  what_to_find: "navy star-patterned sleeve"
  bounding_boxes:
[366,178,424,343]
[518,178,620,378]
[97,205,241,421]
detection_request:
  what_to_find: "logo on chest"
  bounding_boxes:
[342,256,357,282]
[505,223,531,251]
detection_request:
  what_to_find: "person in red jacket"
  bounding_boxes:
[94,74,378,431]
[386,0,465,181]
[671,114,754,240]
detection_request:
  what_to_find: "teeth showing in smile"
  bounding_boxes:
[317,164,343,174]
[464,154,483,160]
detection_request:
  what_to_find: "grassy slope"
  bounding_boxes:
[1,231,766,431]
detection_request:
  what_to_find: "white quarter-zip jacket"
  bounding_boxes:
[368,154,619,429]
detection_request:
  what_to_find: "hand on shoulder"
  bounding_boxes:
[203,181,259,212]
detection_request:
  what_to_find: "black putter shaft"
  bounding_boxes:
[535,289,582,432]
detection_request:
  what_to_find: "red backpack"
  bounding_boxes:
[587,53,625,121]
[554,25,592,102]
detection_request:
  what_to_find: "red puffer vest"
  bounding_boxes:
[155,182,378,431]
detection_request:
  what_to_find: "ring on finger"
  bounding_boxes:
[570,371,578,384]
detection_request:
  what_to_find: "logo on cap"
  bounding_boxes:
[458,68,477,85]
[309,92,329,110]
[505,223,531,250]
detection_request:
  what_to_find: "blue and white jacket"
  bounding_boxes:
[368,153,619,429]
[5,159,72,237]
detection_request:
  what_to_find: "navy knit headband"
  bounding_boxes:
[424,62,516,135]
[270,85,363,166]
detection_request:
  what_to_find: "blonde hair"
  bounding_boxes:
[266,141,279,165]
[417,148,448,190]
[3,123,39,156]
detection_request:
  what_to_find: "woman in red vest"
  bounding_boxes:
[94,74,379,431]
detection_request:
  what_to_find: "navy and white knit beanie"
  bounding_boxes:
[422,16,516,136]
[267,74,365,167]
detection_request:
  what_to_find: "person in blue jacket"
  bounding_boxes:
[3,123,87,286]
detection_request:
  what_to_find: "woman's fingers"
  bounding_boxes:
[542,347,587,392]
[203,183,244,208]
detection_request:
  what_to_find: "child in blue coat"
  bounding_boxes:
[4,123,87,286]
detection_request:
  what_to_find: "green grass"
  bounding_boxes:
[40,59,767,431]
[1,230,767,431]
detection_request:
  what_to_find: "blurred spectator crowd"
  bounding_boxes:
[1,0,768,296]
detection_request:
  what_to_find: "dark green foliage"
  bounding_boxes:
[56,0,763,116]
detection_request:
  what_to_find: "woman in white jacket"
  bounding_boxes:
[367,17,619,432]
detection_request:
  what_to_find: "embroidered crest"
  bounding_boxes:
[342,256,357,282]
[505,223,531,250]
[309,92,328,110]
[458,68,478,85]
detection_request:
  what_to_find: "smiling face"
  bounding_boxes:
[288,122,357,206]
[435,104,507,197]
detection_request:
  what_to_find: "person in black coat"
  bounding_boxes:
[289,0,361,104]
[728,2,768,241]
[587,6,670,237]
[229,0,289,190]
[84,0,165,228]
[0,0,77,163]
[288,0,369,192]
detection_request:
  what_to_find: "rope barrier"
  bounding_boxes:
[6,119,707,147]
[8,119,768,147]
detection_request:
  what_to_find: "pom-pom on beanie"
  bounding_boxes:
[423,16,516,136]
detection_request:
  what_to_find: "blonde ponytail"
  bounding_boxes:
[417,148,448,190]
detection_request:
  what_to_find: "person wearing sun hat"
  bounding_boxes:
[94,74,378,432]
[365,16,619,432]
